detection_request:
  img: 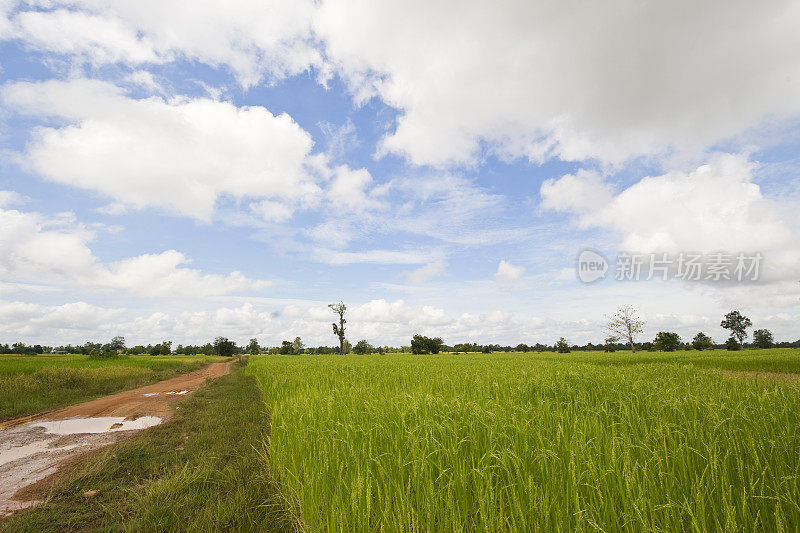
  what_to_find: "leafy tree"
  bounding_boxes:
[720,310,751,348]
[247,338,261,355]
[410,335,444,354]
[604,336,619,352]
[753,329,774,349]
[555,337,570,353]
[279,340,294,354]
[148,341,172,356]
[292,337,304,354]
[606,305,645,352]
[725,337,741,351]
[515,343,530,352]
[692,332,714,351]
[653,331,682,351]
[353,339,373,354]
[109,336,126,351]
[329,302,347,355]
[213,337,237,357]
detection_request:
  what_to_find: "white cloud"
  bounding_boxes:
[0,300,124,338]
[2,78,322,221]
[0,190,23,207]
[540,153,800,282]
[0,202,269,297]
[315,0,800,166]
[406,260,447,284]
[327,164,383,212]
[540,170,613,225]
[100,251,270,298]
[494,260,525,284]
[315,248,442,266]
[2,0,319,86]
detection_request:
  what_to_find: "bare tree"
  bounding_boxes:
[329,302,347,354]
[606,305,644,352]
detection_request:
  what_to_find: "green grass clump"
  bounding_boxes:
[1,363,295,533]
[0,355,223,421]
[248,351,800,532]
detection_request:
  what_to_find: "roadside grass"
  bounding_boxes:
[0,355,223,421]
[249,350,800,531]
[0,362,296,533]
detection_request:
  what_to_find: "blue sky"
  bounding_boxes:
[0,0,799,347]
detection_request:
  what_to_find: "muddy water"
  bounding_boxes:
[0,416,163,517]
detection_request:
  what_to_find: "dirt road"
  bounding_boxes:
[0,360,234,517]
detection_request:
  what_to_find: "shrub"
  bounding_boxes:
[725,337,741,351]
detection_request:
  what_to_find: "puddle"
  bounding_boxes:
[0,415,164,516]
[0,441,83,468]
[142,390,187,397]
[32,416,162,435]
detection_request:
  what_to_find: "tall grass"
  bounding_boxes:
[0,354,223,420]
[249,352,800,531]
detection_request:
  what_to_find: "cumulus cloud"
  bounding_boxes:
[327,165,384,212]
[1,78,322,221]
[0,202,269,297]
[1,0,319,86]
[315,0,800,166]
[494,260,525,284]
[540,153,800,282]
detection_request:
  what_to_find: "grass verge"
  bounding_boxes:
[1,362,296,532]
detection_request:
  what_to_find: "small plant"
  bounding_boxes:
[724,337,741,351]
[603,336,618,352]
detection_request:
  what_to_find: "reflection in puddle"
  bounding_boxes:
[32,416,163,435]
[142,390,187,397]
[0,441,82,467]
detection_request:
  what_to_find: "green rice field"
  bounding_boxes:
[248,350,800,531]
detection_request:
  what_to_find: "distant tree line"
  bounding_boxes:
[1,308,795,357]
